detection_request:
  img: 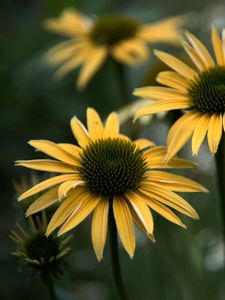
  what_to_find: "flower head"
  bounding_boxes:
[44,8,183,89]
[134,26,225,160]
[16,108,207,260]
[10,212,72,278]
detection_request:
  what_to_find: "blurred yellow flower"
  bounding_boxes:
[134,26,225,160]
[44,9,183,89]
[16,108,206,261]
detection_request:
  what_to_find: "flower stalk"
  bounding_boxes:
[114,60,130,105]
[41,270,58,300]
[109,198,131,300]
[215,133,225,266]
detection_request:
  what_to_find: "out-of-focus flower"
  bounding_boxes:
[44,8,184,89]
[10,212,72,278]
[16,108,207,261]
[134,26,225,160]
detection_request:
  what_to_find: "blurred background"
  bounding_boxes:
[1,0,225,299]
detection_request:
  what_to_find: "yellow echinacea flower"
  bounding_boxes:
[134,26,225,161]
[16,108,207,261]
[44,8,183,89]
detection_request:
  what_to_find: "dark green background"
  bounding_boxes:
[1,0,224,299]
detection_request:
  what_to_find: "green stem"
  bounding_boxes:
[109,200,131,300]
[215,133,225,266]
[41,270,58,300]
[114,61,130,105]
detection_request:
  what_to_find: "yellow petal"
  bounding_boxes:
[143,194,186,228]
[58,180,84,200]
[15,159,77,173]
[58,143,81,158]
[44,8,90,36]
[87,107,104,139]
[192,114,210,155]
[18,174,80,201]
[145,147,198,169]
[45,41,84,65]
[54,52,85,78]
[91,199,109,261]
[28,140,78,166]
[207,114,223,154]
[46,187,89,235]
[134,138,155,150]
[77,46,107,89]
[223,113,225,131]
[156,71,189,91]
[125,191,153,235]
[154,50,197,80]
[166,112,200,162]
[26,187,59,216]
[211,25,224,65]
[134,86,188,100]
[140,186,199,219]
[185,31,215,68]
[134,99,190,121]
[104,112,120,138]
[138,16,183,44]
[70,116,90,147]
[57,193,101,236]
[112,38,148,65]
[181,39,206,71]
[144,171,208,192]
[113,195,135,258]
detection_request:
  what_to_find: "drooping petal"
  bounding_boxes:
[165,112,200,162]
[26,187,59,216]
[91,199,109,261]
[154,50,197,80]
[104,112,120,138]
[28,140,79,166]
[143,171,208,192]
[18,174,80,201]
[125,191,153,235]
[46,187,89,235]
[113,195,135,258]
[57,193,101,236]
[207,114,223,154]
[58,180,84,200]
[70,116,90,147]
[143,193,186,228]
[192,113,211,155]
[77,45,107,89]
[140,186,199,219]
[87,107,104,139]
[15,159,78,173]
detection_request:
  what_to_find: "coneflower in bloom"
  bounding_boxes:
[44,8,183,89]
[16,108,207,261]
[134,26,225,161]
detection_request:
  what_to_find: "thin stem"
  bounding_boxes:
[41,270,58,300]
[215,133,225,267]
[108,200,131,300]
[114,61,130,105]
